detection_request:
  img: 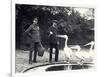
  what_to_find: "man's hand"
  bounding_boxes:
[50,31,53,35]
[57,41,60,45]
[49,31,53,37]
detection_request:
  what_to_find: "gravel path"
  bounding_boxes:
[15,49,95,73]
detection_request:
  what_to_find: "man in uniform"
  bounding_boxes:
[25,17,40,64]
[49,20,59,62]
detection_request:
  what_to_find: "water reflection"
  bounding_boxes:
[23,63,94,73]
[46,64,93,71]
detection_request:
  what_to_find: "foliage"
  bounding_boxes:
[16,4,94,50]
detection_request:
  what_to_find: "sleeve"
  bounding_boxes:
[25,25,32,38]
[25,25,32,33]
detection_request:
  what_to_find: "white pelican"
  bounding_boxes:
[83,41,95,61]
[57,35,73,62]
[70,45,85,64]
[74,41,95,64]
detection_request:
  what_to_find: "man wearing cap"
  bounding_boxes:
[49,20,59,62]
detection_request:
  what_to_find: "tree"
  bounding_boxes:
[16,4,94,50]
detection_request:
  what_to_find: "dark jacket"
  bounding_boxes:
[49,26,58,44]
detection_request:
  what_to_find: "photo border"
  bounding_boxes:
[11,0,97,77]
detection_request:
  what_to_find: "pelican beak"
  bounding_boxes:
[70,45,81,50]
[84,41,94,46]
[84,43,90,46]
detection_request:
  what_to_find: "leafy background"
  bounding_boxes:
[16,4,94,50]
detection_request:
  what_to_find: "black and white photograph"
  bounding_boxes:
[15,3,95,73]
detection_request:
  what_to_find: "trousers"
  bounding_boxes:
[49,43,59,62]
[29,42,39,63]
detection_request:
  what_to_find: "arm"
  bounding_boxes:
[25,25,32,38]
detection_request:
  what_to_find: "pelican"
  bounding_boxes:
[57,35,83,63]
[57,35,73,62]
[73,41,95,64]
[70,45,84,64]
[83,41,95,62]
